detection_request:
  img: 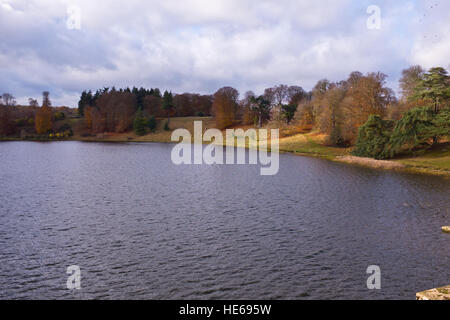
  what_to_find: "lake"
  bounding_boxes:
[0,141,448,299]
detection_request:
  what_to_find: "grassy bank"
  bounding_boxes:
[2,116,449,177]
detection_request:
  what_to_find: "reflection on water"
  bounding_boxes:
[0,141,448,299]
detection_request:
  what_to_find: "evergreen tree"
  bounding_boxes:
[162,90,174,126]
[352,115,395,159]
[133,109,147,136]
[250,95,271,128]
[281,104,298,124]
[412,67,450,113]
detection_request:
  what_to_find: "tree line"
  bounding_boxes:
[77,86,214,135]
[1,65,449,159]
[0,91,72,137]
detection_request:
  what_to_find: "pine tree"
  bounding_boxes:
[162,90,174,126]
[412,67,450,113]
[133,109,147,136]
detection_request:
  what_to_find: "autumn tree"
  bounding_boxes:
[143,95,163,118]
[35,91,53,134]
[399,65,424,100]
[213,87,239,129]
[287,86,307,105]
[318,85,347,145]
[0,106,15,136]
[95,91,136,133]
[340,72,395,144]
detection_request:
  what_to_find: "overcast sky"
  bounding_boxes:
[1,0,449,107]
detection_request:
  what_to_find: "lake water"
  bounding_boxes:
[0,141,448,300]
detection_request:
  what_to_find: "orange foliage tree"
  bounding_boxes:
[35,92,53,134]
[213,87,239,129]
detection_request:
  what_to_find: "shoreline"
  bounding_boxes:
[2,135,449,177]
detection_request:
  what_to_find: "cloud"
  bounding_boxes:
[0,0,449,107]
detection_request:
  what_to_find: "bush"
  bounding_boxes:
[54,111,66,121]
[352,115,395,159]
[58,123,73,136]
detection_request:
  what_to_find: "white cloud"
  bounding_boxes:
[1,0,449,107]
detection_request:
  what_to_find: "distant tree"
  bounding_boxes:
[28,98,39,107]
[399,65,424,100]
[2,93,16,106]
[294,103,315,131]
[54,111,65,121]
[250,95,271,128]
[287,86,307,105]
[340,72,395,144]
[95,91,136,133]
[153,88,162,98]
[263,87,276,107]
[35,92,53,134]
[162,90,174,126]
[213,87,239,129]
[319,85,346,145]
[133,109,147,136]
[143,95,163,117]
[273,84,289,106]
[280,104,297,124]
[78,90,93,116]
[241,91,256,125]
[412,67,450,113]
[0,107,15,136]
[42,91,51,108]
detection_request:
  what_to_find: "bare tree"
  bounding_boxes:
[399,65,425,100]
[273,84,289,106]
[287,86,307,105]
[42,91,51,108]
[28,98,39,107]
[2,93,16,106]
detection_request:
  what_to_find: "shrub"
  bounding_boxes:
[58,123,73,136]
[54,111,66,121]
[352,115,395,159]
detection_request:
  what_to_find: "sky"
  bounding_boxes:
[0,0,449,107]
